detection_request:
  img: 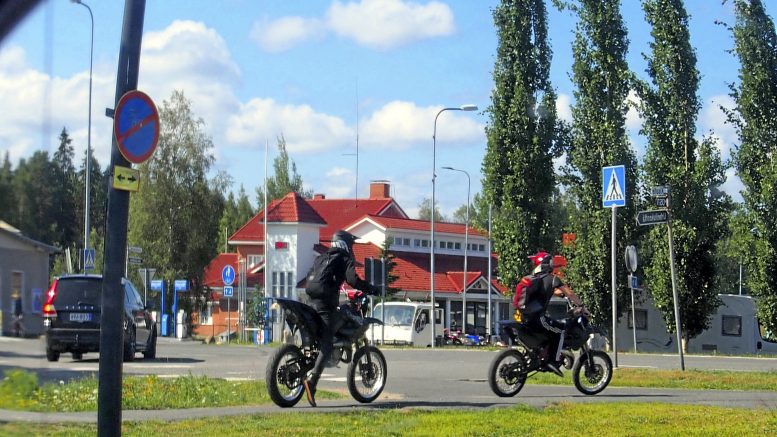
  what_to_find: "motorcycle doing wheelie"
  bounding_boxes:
[265,290,387,407]
[488,303,613,396]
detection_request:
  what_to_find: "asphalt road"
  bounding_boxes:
[2,335,777,412]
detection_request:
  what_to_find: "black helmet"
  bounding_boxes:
[539,254,554,273]
[332,230,358,252]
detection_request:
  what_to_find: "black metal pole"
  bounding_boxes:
[97,1,146,435]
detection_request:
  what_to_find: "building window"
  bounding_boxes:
[722,315,742,337]
[421,239,429,248]
[454,242,461,250]
[627,309,648,330]
[247,254,263,267]
[200,302,214,325]
[414,239,422,247]
[446,241,454,250]
[272,271,294,298]
[478,244,486,252]
[403,238,410,246]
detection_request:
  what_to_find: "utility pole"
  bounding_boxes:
[97,1,146,435]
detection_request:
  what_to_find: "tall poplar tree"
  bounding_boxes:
[255,135,312,209]
[636,0,731,347]
[558,0,638,324]
[483,0,561,289]
[727,0,777,332]
[51,127,79,249]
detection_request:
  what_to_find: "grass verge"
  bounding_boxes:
[0,370,341,412]
[1,402,775,436]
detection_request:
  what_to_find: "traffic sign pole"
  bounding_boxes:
[603,165,625,368]
[665,196,685,371]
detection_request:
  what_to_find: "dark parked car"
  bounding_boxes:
[43,274,157,362]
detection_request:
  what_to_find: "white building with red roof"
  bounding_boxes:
[194,181,509,340]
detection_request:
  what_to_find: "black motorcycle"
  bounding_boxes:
[265,290,387,407]
[488,305,612,396]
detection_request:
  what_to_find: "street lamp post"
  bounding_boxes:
[72,0,94,271]
[431,104,477,348]
[442,166,470,337]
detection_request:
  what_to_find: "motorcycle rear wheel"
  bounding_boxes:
[488,348,528,397]
[265,344,306,407]
[572,350,613,395]
[347,345,387,403]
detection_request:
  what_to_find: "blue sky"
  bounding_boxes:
[0,0,755,218]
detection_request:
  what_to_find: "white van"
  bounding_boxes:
[617,294,777,355]
[367,301,443,347]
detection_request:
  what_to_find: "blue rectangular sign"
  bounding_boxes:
[174,279,188,292]
[150,279,164,291]
[223,286,234,297]
[84,248,96,271]
[602,165,626,208]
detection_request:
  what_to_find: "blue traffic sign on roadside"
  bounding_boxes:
[222,265,235,286]
[150,279,164,291]
[84,248,95,271]
[223,286,234,297]
[174,279,188,292]
[602,165,626,208]
[114,90,160,164]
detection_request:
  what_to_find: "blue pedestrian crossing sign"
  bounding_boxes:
[602,165,626,208]
[222,265,236,286]
[84,248,95,271]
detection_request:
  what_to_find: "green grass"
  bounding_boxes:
[1,402,775,436]
[0,370,341,412]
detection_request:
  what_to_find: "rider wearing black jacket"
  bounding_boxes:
[522,252,587,376]
[303,230,376,407]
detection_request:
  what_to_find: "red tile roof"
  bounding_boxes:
[267,192,326,224]
[445,271,483,292]
[307,198,406,241]
[354,215,488,237]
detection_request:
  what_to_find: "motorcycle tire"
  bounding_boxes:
[265,344,306,407]
[572,350,613,395]
[488,348,528,397]
[347,345,387,403]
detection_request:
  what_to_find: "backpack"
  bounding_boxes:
[306,252,338,298]
[513,274,544,311]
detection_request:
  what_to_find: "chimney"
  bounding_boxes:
[313,193,326,200]
[369,180,391,199]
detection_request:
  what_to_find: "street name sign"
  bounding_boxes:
[651,185,669,197]
[637,210,669,226]
[174,279,188,292]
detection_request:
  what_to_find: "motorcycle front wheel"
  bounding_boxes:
[347,345,387,403]
[265,344,307,407]
[488,348,528,397]
[572,350,613,395]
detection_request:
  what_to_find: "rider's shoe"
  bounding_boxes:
[543,361,564,377]
[303,379,317,407]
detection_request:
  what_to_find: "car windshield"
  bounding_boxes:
[371,305,415,326]
[55,278,102,306]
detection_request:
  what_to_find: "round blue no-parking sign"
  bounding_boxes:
[114,90,160,164]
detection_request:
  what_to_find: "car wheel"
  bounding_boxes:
[143,330,157,360]
[46,346,60,362]
[72,352,83,361]
[123,329,136,362]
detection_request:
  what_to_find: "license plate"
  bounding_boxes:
[69,313,93,322]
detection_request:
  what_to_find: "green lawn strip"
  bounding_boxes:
[1,403,775,436]
[525,367,777,391]
[0,370,341,413]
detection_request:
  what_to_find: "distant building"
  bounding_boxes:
[0,221,58,337]
[194,181,509,341]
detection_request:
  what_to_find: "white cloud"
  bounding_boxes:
[360,101,483,149]
[555,93,573,123]
[721,167,744,203]
[322,166,356,197]
[625,89,643,131]
[250,16,324,53]
[226,98,353,152]
[249,0,455,52]
[700,95,737,162]
[326,0,455,50]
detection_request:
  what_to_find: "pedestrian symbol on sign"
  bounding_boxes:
[602,165,626,208]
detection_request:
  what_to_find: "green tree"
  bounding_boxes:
[635,0,731,347]
[13,151,58,245]
[217,186,255,253]
[482,0,561,290]
[417,197,447,222]
[128,90,228,316]
[0,152,15,224]
[51,127,80,249]
[255,135,312,209]
[76,143,106,243]
[726,0,777,332]
[558,0,638,324]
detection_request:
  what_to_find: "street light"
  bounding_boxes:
[71,0,94,272]
[431,104,477,348]
[442,166,470,337]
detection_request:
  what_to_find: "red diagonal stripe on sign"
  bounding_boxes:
[117,113,157,145]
